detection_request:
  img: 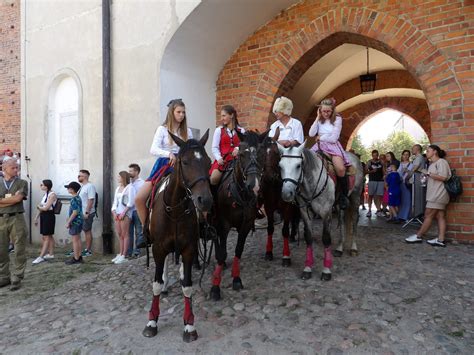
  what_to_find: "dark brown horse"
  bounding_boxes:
[142,130,212,342]
[260,130,300,266]
[210,130,267,301]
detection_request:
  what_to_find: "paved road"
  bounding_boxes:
[0,212,473,354]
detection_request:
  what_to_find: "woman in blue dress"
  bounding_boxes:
[135,99,193,236]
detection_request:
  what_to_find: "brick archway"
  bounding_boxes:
[216,1,473,240]
[341,97,431,147]
[305,70,423,122]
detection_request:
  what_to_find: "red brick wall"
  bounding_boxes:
[216,0,474,241]
[0,0,21,153]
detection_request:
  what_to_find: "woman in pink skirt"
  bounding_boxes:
[309,98,351,209]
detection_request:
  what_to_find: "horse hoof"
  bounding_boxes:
[183,330,198,343]
[210,285,221,301]
[350,249,359,256]
[321,272,332,281]
[301,271,312,280]
[143,325,158,338]
[333,250,343,258]
[264,252,273,261]
[289,236,297,243]
[232,277,244,291]
[161,290,169,296]
[281,258,291,267]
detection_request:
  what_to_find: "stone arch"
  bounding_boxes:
[47,68,83,195]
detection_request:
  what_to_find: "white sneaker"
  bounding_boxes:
[427,238,446,247]
[43,254,55,260]
[405,234,422,243]
[32,256,45,264]
[114,255,128,264]
[111,254,121,263]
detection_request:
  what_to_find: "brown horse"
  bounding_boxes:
[142,130,212,342]
[209,130,267,301]
[260,130,300,266]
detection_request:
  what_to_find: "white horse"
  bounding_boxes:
[278,143,336,280]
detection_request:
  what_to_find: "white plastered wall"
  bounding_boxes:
[21,0,299,250]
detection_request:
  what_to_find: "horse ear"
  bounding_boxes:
[272,127,280,142]
[296,140,306,154]
[168,130,185,147]
[277,142,285,155]
[259,129,271,143]
[198,129,210,146]
[236,129,246,143]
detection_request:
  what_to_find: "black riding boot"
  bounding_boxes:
[337,175,349,210]
[137,217,150,248]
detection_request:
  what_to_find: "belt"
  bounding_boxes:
[1,212,24,218]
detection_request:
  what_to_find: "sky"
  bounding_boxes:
[357,109,427,147]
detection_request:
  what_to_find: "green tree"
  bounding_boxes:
[349,134,370,162]
[385,131,416,159]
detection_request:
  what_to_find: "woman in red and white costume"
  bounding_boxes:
[209,105,245,186]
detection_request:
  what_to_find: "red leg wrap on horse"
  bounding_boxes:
[266,235,273,253]
[212,264,223,286]
[323,246,333,268]
[148,295,160,321]
[283,238,290,257]
[231,256,240,278]
[183,297,195,325]
[304,245,314,268]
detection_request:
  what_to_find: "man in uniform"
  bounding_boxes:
[0,159,28,291]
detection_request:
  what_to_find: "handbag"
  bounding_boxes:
[444,169,462,201]
[53,199,63,214]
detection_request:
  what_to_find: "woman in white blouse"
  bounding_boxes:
[111,171,136,264]
[309,98,351,209]
[210,105,245,185]
[135,99,193,240]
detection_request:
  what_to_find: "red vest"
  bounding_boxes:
[219,127,240,161]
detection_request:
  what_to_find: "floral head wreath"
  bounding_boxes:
[319,97,336,108]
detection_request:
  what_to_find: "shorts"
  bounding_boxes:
[82,213,94,232]
[388,192,401,207]
[69,224,83,236]
[368,181,384,196]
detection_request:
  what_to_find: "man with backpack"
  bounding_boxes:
[78,170,97,257]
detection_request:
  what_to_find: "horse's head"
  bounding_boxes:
[261,127,281,182]
[277,142,305,202]
[235,130,268,195]
[169,129,213,212]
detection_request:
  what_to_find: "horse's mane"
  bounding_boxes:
[302,148,323,184]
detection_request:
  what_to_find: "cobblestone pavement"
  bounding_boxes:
[0,211,473,354]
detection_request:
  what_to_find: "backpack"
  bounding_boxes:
[53,199,63,214]
[444,169,463,201]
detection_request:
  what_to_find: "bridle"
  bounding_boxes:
[280,150,329,207]
[280,153,304,187]
[229,146,262,207]
[263,141,282,183]
[163,146,210,220]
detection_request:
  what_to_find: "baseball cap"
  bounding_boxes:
[64,181,81,192]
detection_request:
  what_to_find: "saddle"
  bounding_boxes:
[317,151,356,193]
